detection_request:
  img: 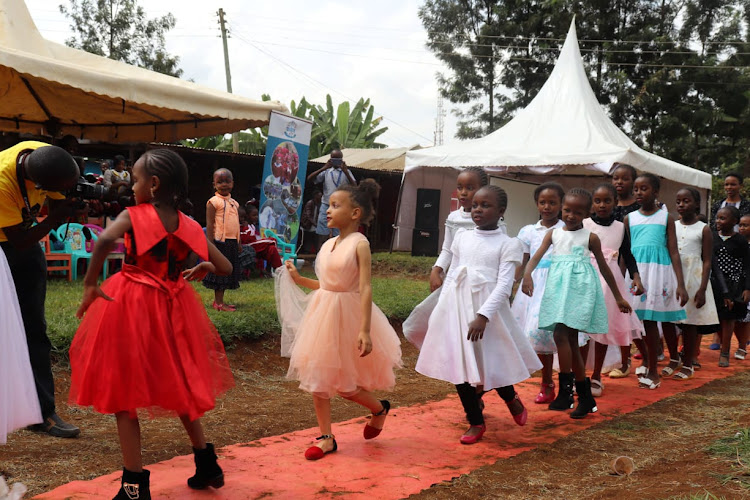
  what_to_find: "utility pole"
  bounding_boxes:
[217,8,239,152]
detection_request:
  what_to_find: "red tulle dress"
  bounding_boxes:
[69,203,234,420]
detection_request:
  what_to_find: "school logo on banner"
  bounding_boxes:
[259,111,313,244]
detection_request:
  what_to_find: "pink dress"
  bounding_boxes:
[583,218,643,345]
[285,233,402,398]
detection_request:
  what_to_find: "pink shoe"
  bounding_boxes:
[506,393,528,426]
[534,383,555,404]
[459,424,486,445]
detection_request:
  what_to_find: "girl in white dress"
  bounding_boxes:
[416,186,542,444]
[405,167,502,348]
[674,187,720,379]
[511,183,565,405]
[0,246,42,444]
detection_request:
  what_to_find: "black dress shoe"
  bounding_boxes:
[27,413,80,438]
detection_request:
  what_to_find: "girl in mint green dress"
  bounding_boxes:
[522,188,631,419]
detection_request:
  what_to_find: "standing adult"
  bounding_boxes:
[299,189,322,254]
[710,172,750,231]
[0,141,82,438]
[306,149,356,249]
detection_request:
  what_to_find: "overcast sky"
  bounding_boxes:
[25,0,460,149]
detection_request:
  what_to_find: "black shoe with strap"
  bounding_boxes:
[570,378,598,419]
[187,443,224,490]
[113,468,150,500]
[27,413,80,438]
[548,372,574,411]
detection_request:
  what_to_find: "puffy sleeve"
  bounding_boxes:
[477,238,523,319]
[516,225,532,254]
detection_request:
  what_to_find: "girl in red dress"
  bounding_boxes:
[70,149,234,500]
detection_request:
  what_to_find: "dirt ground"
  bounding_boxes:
[1,326,749,499]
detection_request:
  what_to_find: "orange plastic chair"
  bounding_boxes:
[41,233,73,281]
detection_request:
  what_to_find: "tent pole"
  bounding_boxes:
[389,171,407,253]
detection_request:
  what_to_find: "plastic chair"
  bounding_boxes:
[262,228,297,266]
[84,223,125,278]
[41,232,73,281]
[55,223,101,280]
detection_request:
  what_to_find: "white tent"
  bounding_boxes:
[0,0,287,142]
[393,20,712,251]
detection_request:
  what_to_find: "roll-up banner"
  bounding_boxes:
[258,110,313,244]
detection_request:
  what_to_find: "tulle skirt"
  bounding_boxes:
[284,278,402,398]
[0,247,42,444]
[69,265,234,420]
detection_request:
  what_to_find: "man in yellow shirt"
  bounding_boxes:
[0,141,82,438]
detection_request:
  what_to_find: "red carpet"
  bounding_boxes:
[37,346,748,499]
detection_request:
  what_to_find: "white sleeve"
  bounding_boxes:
[102,170,113,188]
[477,240,523,319]
[434,221,456,271]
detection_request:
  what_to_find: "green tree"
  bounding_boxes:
[420,0,750,174]
[181,94,388,159]
[60,0,183,77]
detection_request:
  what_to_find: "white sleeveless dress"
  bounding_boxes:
[675,220,719,326]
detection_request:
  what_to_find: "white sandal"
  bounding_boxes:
[735,349,746,360]
[635,366,648,376]
[672,366,694,380]
[661,359,682,377]
[638,376,661,390]
[590,379,604,397]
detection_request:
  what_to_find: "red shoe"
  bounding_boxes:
[633,352,643,360]
[212,302,235,312]
[506,393,528,426]
[304,435,337,460]
[534,383,555,404]
[363,400,390,440]
[459,424,486,445]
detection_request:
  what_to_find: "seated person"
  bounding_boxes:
[239,206,282,274]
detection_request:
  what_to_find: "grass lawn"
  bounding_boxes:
[45,252,432,353]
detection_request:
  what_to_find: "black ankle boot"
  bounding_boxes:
[570,377,598,419]
[113,468,150,500]
[548,372,575,411]
[187,443,224,490]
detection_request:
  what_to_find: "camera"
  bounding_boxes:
[330,158,343,167]
[66,177,109,206]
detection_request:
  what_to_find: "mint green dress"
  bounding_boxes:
[538,227,609,334]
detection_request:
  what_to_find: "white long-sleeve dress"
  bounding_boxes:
[415,228,542,389]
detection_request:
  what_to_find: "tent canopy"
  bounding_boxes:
[405,20,711,190]
[311,145,421,172]
[0,1,287,143]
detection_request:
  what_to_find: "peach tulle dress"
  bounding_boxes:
[278,232,402,398]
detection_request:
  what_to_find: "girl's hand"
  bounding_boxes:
[676,286,689,307]
[725,298,734,310]
[357,331,373,357]
[616,298,632,314]
[521,275,534,296]
[631,276,645,296]
[285,260,301,282]
[694,288,706,309]
[183,261,214,281]
[76,285,113,319]
[467,315,488,341]
[742,290,750,304]
[429,268,444,292]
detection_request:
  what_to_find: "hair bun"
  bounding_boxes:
[357,178,381,203]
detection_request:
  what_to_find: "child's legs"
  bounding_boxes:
[734,321,749,350]
[680,325,697,368]
[567,329,586,381]
[179,415,207,449]
[554,325,573,374]
[312,394,332,436]
[642,320,661,379]
[539,353,553,385]
[633,337,648,366]
[116,412,142,472]
[214,289,225,304]
[455,383,483,426]
[592,341,609,381]
[619,344,631,369]
[720,319,735,353]
[579,341,590,367]
[339,388,384,414]
[662,322,679,360]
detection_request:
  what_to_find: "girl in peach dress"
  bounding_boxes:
[276,179,402,460]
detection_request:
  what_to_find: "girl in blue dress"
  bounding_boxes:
[522,188,631,419]
[624,173,688,389]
